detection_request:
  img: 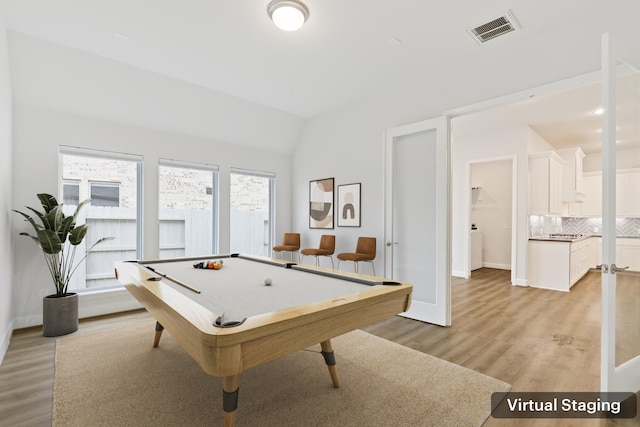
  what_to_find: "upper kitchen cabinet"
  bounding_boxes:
[581,172,602,217]
[618,171,640,217]
[580,169,640,217]
[529,151,565,215]
[556,148,586,203]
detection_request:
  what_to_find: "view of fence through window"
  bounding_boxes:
[159,161,217,258]
[61,149,141,292]
[230,170,274,257]
[61,150,273,292]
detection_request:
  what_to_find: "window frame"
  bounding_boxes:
[59,145,144,265]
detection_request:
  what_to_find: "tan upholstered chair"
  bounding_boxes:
[272,233,300,262]
[300,235,335,268]
[336,237,376,276]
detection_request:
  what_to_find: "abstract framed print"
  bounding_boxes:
[309,178,334,229]
[337,183,361,227]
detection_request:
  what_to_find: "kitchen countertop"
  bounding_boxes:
[529,235,591,243]
[530,234,640,243]
[590,234,640,238]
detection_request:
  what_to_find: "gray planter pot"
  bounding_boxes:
[43,293,78,337]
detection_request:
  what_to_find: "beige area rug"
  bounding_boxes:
[53,321,510,426]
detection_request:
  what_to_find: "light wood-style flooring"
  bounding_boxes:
[0,268,638,426]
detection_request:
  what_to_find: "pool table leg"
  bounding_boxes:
[223,375,240,427]
[320,339,340,388]
[153,321,164,348]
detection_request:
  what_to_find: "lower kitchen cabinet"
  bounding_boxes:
[528,238,595,291]
[593,237,640,272]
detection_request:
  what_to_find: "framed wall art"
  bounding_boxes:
[337,183,361,227]
[309,178,334,229]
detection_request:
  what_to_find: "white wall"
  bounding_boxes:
[583,147,640,172]
[12,106,292,328]
[8,32,305,154]
[450,126,555,284]
[470,160,512,270]
[0,3,14,364]
[452,127,525,283]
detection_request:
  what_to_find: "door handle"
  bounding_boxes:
[610,264,629,274]
[385,241,399,247]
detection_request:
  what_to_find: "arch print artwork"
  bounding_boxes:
[309,178,334,229]
[337,183,361,227]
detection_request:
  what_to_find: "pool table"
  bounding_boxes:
[114,254,412,426]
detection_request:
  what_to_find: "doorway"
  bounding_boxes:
[469,158,514,277]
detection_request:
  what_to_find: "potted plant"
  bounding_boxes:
[14,193,113,336]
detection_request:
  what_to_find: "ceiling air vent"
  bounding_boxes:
[468,11,520,44]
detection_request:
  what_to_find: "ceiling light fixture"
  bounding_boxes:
[267,0,309,32]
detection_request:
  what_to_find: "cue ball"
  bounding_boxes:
[264,276,272,286]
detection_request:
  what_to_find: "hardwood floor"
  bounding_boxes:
[0,310,151,427]
[0,268,638,426]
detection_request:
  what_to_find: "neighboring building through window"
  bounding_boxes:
[60,146,143,292]
[230,168,275,257]
[158,159,219,258]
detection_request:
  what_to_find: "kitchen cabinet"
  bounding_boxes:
[570,238,595,285]
[529,151,564,215]
[617,238,640,272]
[592,237,639,272]
[578,170,640,218]
[528,237,594,291]
[618,172,640,217]
[557,147,585,202]
[581,173,601,217]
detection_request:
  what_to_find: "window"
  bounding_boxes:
[230,168,275,257]
[90,182,120,207]
[62,180,80,206]
[60,146,143,292]
[159,159,219,258]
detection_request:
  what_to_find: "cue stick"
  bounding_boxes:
[144,266,202,294]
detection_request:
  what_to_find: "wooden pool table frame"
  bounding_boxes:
[114,254,412,426]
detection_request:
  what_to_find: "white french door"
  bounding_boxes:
[383,117,451,326]
[600,32,640,393]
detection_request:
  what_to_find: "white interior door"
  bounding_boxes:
[384,117,451,326]
[600,32,640,393]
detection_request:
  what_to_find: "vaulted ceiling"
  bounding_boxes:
[3,0,639,153]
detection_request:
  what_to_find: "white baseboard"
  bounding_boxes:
[0,320,14,366]
[512,278,529,287]
[452,270,468,279]
[482,262,511,270]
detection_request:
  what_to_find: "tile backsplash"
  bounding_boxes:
[529,216,640,237]
[529,215,563,237]
[562,217,640,236]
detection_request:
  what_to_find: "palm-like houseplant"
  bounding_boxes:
[14,193,114,335]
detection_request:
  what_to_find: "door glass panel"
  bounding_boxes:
[393,129,437,303]
[614,64,640,366]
